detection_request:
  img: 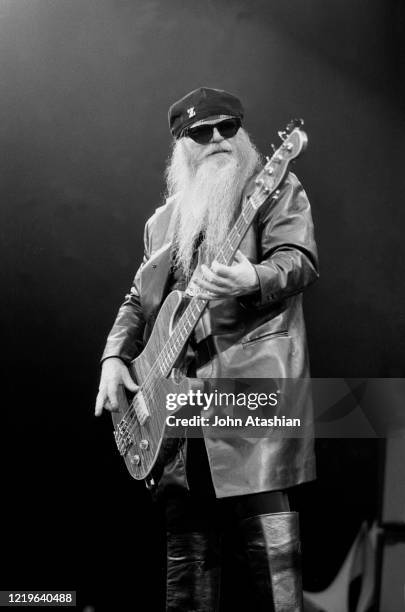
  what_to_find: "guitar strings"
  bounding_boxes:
[115,193,261,459]
[114,295,207,459]
[114,193,261,462]
[124,188,260,411]
[115,187,271,467]
[115,194,259,460]
[115,252,230,457]
[120,202,254,425]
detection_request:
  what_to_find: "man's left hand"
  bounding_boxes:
[193,250,259,299]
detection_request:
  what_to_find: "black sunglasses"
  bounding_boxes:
[182,117,242,145]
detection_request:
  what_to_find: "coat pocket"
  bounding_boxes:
[241,329,289,347]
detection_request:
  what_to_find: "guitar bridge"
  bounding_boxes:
[114,420,133,456]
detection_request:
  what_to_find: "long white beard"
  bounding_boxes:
[166,130,261,278]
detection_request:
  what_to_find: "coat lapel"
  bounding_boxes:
[140,197,179,321]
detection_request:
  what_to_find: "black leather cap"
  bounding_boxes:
[168,87,244,139]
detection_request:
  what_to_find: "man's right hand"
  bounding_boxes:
[95,357,139,417]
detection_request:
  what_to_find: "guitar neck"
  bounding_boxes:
[158,193,262,376]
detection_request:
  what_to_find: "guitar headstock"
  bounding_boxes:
[277,118,305,142]
[252,118,308,208]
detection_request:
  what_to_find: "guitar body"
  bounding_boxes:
[111,290,204,480]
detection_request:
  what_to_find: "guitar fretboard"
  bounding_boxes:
[156,191,262,376]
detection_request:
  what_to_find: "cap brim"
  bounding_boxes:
[188,114,237,129]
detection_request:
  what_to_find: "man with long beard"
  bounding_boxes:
[95,87,319,611]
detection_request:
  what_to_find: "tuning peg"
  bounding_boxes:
[285,118,304,135]
[281,142,294,151]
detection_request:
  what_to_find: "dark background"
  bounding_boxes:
[1,0,404,610]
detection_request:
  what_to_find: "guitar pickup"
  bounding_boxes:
[134,390,150,425]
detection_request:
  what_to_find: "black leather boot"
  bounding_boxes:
[165,530,221,612]
[239,511,304,612]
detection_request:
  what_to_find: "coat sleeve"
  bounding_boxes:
[244,172,319,308]
[100,220,151,364]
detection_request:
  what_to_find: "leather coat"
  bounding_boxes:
[102,171,319,498]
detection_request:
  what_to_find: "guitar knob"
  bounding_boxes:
[140,439,149,450]
[130,454,141,465]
